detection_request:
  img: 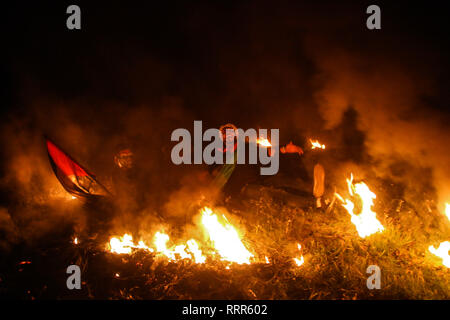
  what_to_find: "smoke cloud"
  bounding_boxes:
[1,2,449,247]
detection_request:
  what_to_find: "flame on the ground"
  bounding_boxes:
[293,243,304,267]
[256,138,272,147]
[335,174,384,238]
[310,139,325,150]
[429,241,450,268]
[109,234,153,254]
[73,237,78,245]
[187,239,206,264]
[445,203,450,221]
[153,232,205,262]
[106,207,256,265]
[201,207,254,264]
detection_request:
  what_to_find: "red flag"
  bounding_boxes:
[46,139,109,198]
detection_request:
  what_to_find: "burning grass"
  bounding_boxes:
[1,179,449,300]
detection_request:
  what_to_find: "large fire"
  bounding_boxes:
[336,174,384,238]
[445,203,450,221]
[107,207,254,265]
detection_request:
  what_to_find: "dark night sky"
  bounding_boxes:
[3,1,449,117]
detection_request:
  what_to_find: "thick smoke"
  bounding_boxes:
[1,2,449,247]
[302,10,450,209]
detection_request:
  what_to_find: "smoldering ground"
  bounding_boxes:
[1,2,449,251]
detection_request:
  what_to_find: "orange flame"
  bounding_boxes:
[429,241,450,268]
[187,239,206,264]
[256,138,272,147]
[109,234,153,254]
[336,174,384,238]
[153,232,206,262]
[201,207,254,264]
[310,139,325,150]
[106,207,256,266]
[293,243,304,267]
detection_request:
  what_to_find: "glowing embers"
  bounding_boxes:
[293,243,305,267]
[310,139,325,150]
[429,241,450,268]
[201,207,254,264]
[336,174,384,238]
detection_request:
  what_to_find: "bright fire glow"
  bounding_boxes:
[108,232,206,263]
[293,243,304,266]
[445,203,450,221]
[106,207,256,266]
[429,241,450,268]
[187,239,206,264]
[201,207,254,264]
[310,139,325,150]
[336,174,384,238]
[153,232,173,259]
[109,234,153,254]
[153,232,206,262]
[256,138,272,147]
[73,237,78,245]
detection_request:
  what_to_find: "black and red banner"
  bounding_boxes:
[46,138,109,199]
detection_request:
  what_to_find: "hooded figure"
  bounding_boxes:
[210,123,239,191]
